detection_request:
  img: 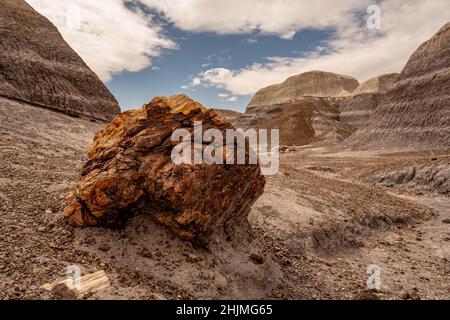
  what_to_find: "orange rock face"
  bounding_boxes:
[64,95,266,244]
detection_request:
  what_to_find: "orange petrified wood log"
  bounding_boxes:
[64,95,265,245]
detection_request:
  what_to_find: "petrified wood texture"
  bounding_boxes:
[64,95,265,244]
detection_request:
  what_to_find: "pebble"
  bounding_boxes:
[249,253,265,265]
[99,244,111,252]
[401,288,421,300]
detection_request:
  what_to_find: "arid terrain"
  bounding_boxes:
[0,0,448,301]
[1,98,448,300]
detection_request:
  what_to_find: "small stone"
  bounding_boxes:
[49,242,60,250]
[274,292,283,299]
[51,283,78,300]
[154,249,162,258]
[99,244,111,252]
[84,237,96,245]
[184,253,202,263]
[401,288,421,300]
[354,290,380,300]
[137,247,153,259]
[249,253,264,265]
[442,219,450,224]
[324,261,334,267]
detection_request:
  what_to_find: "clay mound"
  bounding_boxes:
[338,94,384,129]
[352,73,399,96]
[348,23,450,150]
[247,71,359,110]
[0,0,120,121]
[338,74,399,129]
[64,95,266,245]
[235,98,355,146]
[211,108,242,122]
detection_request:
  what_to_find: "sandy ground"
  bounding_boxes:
[0,98,448,300]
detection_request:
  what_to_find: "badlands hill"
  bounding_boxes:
[348,22,450,150]
[212,108,242,122]
[339,73,399,129]
[235,98,355,146]
[234,71,362,146]
[0,0,120,121]
[351,73,399,95]
[247,71,359,110]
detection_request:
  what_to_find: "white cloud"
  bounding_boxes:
[27,0,450,97]
[280,31,296,40]
[191,77,202,86]
[189,0,450,96]
[140,0,363,37]
[198,68,233,87]
[26,0,176,82]
[217,92,237,102]
[243,38,258,45]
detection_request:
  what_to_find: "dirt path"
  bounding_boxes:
[253,149,449,299]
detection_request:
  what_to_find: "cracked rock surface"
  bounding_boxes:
[64,95,266,245]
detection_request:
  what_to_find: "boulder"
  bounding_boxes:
[64,95,266,245]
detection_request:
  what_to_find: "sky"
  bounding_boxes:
[26,0,450,112]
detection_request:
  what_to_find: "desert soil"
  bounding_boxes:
[0,98,448,300]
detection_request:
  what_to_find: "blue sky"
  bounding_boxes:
[27,0,450,113]
[107,28,332,112]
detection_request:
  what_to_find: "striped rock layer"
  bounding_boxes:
[0,0,120,121]
[348,23,450,150]
[235,98,355,146]
[247,71,359,111]
[339,73,399,129]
